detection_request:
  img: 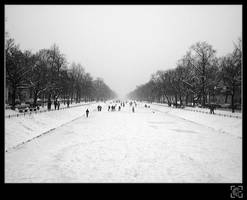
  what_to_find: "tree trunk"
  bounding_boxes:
[202,59,206,107]
[42,94,45,107]
[212,93,215,103]
[47,93,51,110]
[179,94,182,106]
[175,94,177,108]
[11,86,16,109]
[164,94,170,106]
[33,90,38,107]
[185,93,188,106]
[225,94,228,104]
[201,86,206,107]
[231,85,235,113]
[192,94,195,107]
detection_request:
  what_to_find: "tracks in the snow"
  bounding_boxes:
[149,107,241,139]
[5,114,86,153]
[5,103,97,153]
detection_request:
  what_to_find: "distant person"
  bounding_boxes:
[86,109,89,117]
[108,105,111,111]
[67,99,70,108]
[47,99,51,111]
[54,99,57,110]
[118,106,121,111]
[209,104,215,114]
[57,100,60,110]
[132,106,135,113]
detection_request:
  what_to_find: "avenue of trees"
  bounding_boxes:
[127,39,242,113]
[5,38,117,109]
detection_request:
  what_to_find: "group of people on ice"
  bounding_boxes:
[108,104,121,112]
[85,100,139,118]
[108,105,116,111]
[144,104,150,108]
[106,100,127,112]
[97,105,102,111]
[129,101,137,112]
[54,98,60,110]
[47,97,60,111]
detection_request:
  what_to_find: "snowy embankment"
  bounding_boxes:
[5,101,96,117]
[5,102,97,151]
[152,102,242,118]
[150,103,242,139]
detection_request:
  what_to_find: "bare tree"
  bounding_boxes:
[46,44,67,100]
[187,42,217,107]
[5,39,32,108]
[218,39,241,112]
[28,49,50,106]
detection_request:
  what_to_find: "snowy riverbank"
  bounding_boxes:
[5,102,97,151]
[150,103,242,139]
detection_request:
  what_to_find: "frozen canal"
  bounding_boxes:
[5,102,242,183]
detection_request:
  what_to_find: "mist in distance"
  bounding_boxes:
[5,5,242,97]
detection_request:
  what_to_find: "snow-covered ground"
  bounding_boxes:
[150,104,242,139]
[152,102,242,118]
[5,102,242,183]
[5,102,96,151]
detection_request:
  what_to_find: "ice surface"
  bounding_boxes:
[5,102,242,183]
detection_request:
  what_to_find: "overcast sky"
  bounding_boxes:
[5,5,242,97]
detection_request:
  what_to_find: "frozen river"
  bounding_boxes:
[5,102,242,183]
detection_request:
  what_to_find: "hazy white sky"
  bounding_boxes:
[5,5,242,97]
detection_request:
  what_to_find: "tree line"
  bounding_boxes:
[5,38,117,109]
[127,39,242,113]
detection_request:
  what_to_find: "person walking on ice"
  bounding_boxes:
[132,106,135,113]
[54,99,57,110]
[57,100,60,110]
[67,99,70,108]
[86,109,89,117]
[209,104,215,114]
